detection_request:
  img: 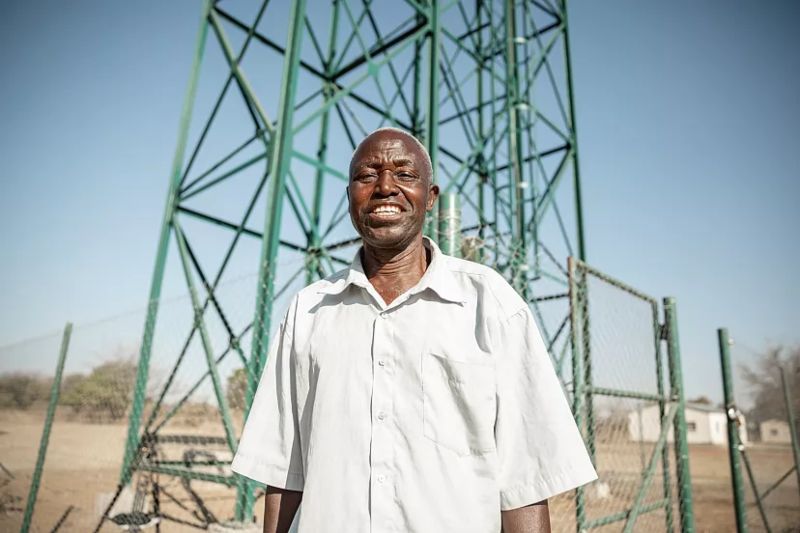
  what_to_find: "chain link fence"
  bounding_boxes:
[0,268,298,532]
[5,256,797,532]
[717,332,800,532]
[542,259,687,533]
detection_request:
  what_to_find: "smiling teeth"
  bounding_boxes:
[373,206,400,214]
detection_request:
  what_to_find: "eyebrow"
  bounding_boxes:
[355,157,416,169]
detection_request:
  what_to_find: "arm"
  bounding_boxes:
[492,306,596,521]
[501,500,551,533]
[263,486,302,533]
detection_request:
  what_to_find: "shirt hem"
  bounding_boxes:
[499,466,598,510]
[231,453,305,491]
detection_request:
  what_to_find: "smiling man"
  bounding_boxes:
[232,128,597,533]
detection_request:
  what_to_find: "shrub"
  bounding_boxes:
[0,373,50,409]
[60,359,136,421]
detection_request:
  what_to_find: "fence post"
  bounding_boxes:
[21,322,73,533]
[438,192,461,257]
[779,367,800,504]
[663,297,695,532]
[718,327,748,532]
[568,257,587,532]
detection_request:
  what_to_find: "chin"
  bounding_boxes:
[360,226,418,250]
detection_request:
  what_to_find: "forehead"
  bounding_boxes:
[350,133,423,169]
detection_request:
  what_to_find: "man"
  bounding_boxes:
[232,128,597,533]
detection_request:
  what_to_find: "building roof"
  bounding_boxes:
[685,403,724,413]
[634,402,728,415]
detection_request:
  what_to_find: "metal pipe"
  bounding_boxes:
[740,448,772,532]
[779,367,800,504]
[654,302,673,531]
[120,0,214,484]
[476,0,486,263]
[424,0,441,239]
[438,192,461,256]
[21,323,73,533]
[504,0,528,297]
[567,257,587,531]
[307,0,342,284]
[718,327,748,532]
[241,0,309,520]
[663,297,695,532]
[560,0,587,262]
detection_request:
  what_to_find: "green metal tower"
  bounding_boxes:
[109,0,588,527]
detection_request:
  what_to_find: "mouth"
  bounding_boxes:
[368,203,405,219]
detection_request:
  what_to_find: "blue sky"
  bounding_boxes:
[1,1,798,404]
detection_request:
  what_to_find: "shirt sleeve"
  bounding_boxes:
[231,298,304,491]
[493,306,597,510]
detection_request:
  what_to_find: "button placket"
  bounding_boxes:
[370,312,397,531]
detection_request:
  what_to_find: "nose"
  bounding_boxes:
[374,169,399,197]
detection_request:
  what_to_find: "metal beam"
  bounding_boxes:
[120,0,213,484]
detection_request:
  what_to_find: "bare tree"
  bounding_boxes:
[740,345,800,425]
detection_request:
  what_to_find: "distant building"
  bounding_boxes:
[760,419,792,444]
[628,403,748,446]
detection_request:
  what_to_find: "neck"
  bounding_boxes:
[361,235,429,304]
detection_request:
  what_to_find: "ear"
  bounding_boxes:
[426,184,440,211]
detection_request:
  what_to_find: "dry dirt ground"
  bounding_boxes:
[1,410,798,532]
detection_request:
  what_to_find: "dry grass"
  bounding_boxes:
[1,409,798,532]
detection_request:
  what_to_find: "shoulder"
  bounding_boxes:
[440,255,528,319]
[291,268,349,306]
[301,268,349,293]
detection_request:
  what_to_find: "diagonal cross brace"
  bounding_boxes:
[623,403,678,533]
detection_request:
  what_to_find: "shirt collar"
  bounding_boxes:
[317,237,466,305]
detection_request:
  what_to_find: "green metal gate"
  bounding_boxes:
[562,258,695,532]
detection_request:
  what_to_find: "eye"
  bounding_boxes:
[354,170,377,182]
[395,170,418,181]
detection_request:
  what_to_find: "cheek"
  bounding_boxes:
[348,187,369,212]
[411,189,430,210]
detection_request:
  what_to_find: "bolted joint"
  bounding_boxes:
[726,406,742,423]
[657,323,668,341]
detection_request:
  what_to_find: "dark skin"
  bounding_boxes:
[263,130,550,533]
[347,130,438,304]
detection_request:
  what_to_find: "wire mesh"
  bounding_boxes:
[552,260,679,533]
[0,266,309,532]
[728,341,800,532]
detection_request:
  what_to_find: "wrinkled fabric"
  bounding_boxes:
[232,238,597,533]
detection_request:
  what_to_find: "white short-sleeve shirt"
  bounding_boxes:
[232,237,597,532]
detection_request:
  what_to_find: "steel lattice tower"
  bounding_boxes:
[114,0,587,525]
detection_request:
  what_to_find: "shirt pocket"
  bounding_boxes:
[422,352,496,456]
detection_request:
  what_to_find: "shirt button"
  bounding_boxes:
[377,474,386,483]
[377,411,386,421]
[378,360,385,367]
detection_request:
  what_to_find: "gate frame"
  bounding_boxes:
[567,257,695,532]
